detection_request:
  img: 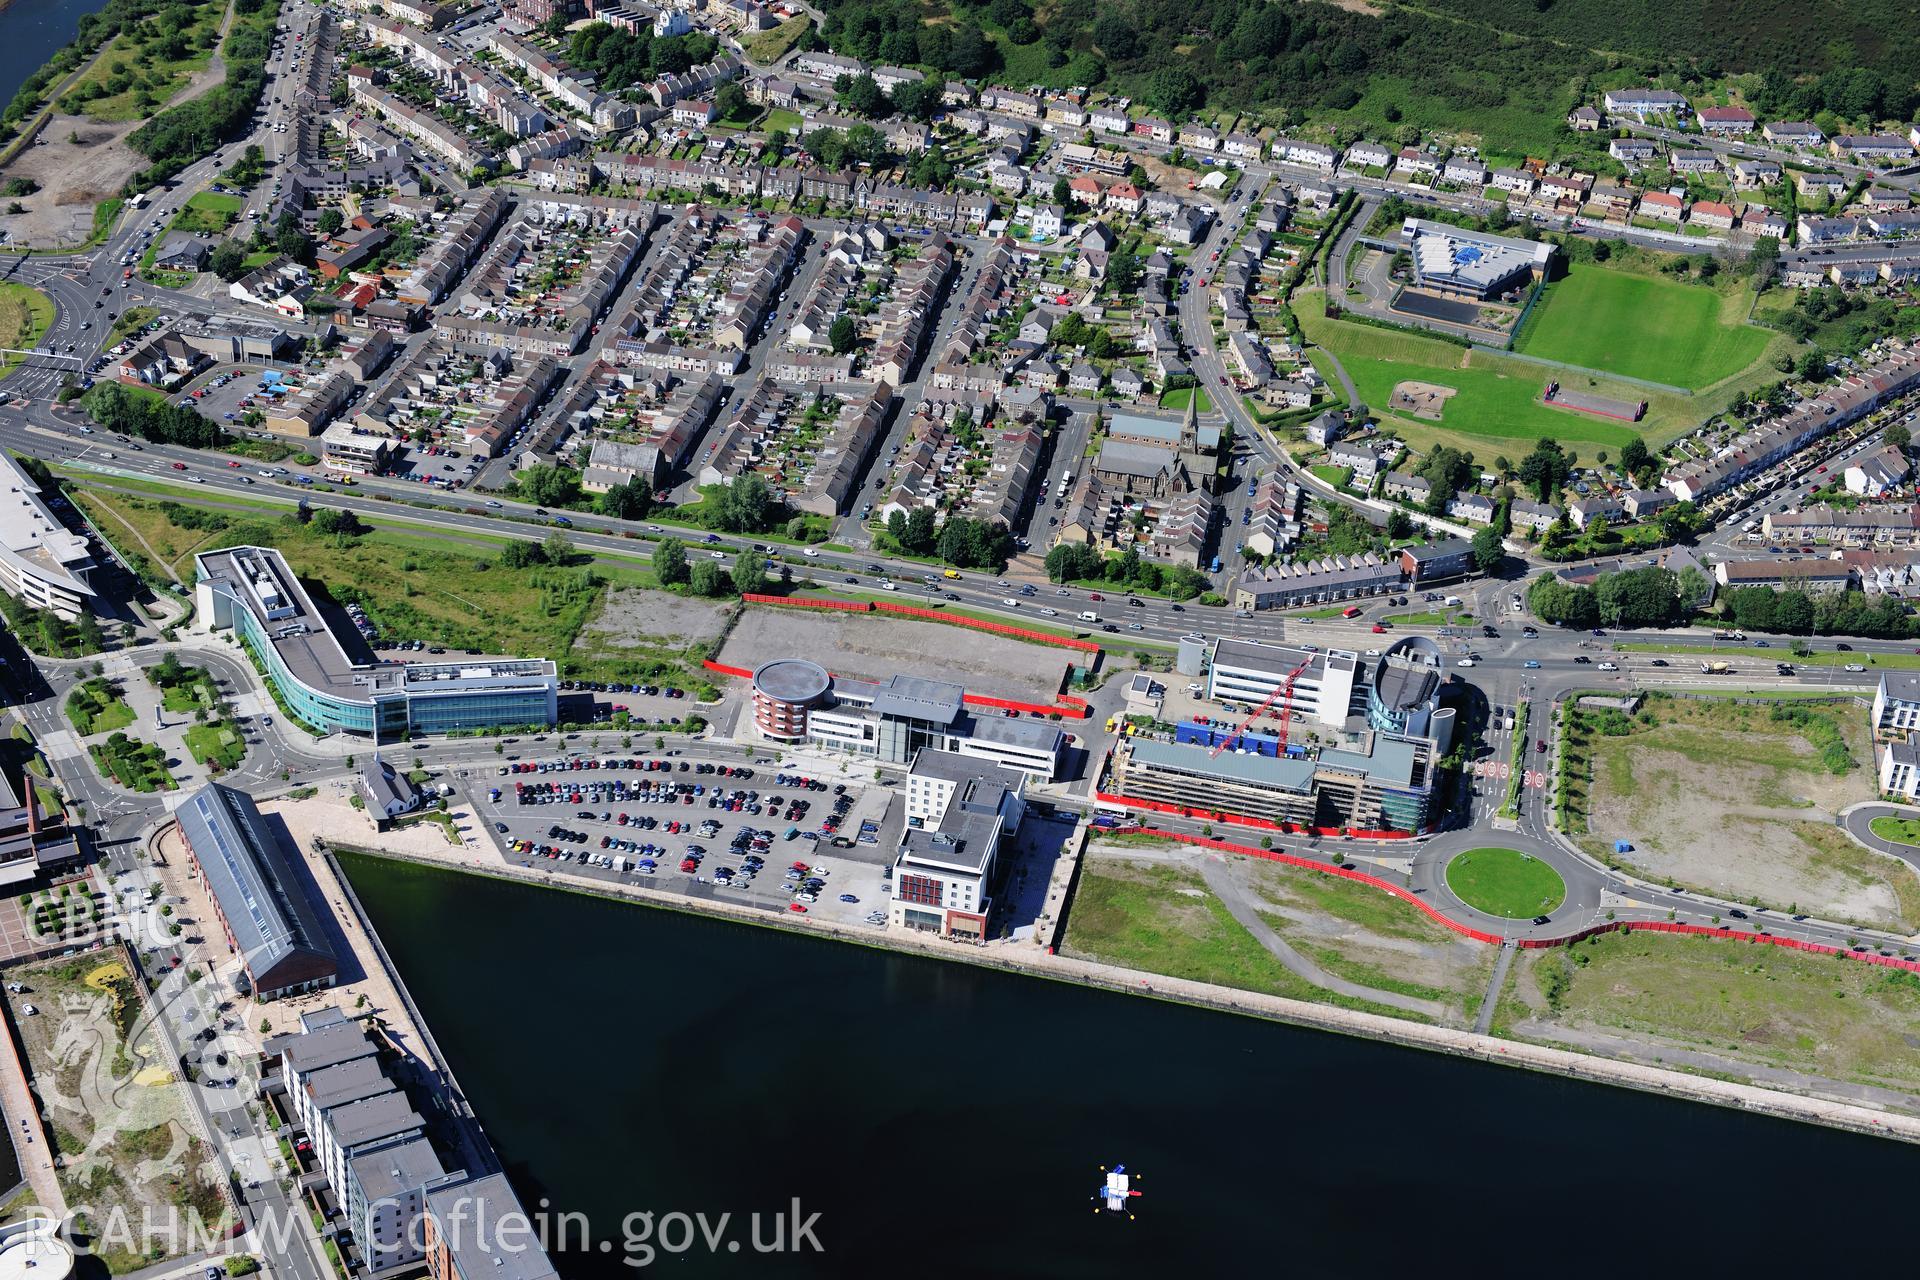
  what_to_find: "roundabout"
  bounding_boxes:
[1443,847,1567,919]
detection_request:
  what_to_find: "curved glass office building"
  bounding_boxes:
[195,546,557,738]
[1367,636,1445,739]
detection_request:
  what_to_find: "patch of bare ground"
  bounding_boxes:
[0,116,142,247]
[1582,699,1914,929]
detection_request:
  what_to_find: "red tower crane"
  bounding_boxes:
[1210,659,1311,757]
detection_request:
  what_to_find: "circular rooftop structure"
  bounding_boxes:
[0,1222,75,1280]
[1372,636,1444,712]
[751,658,832,706]
[1369,636,1444,736]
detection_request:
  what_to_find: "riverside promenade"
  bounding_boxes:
[318,820,1920,1149]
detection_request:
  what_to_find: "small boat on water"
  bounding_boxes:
[1093,1165,1141,1217]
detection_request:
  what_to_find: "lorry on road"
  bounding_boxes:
[1700,660,1731,674]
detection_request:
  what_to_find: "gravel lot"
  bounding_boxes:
[583,589,733,648]
[718,606,1072,706]
[0,116,143,247]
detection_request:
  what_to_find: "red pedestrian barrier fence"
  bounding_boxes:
[963,691,1092,719]
[1094,791,1417,840]
[1118,827,1920,967]
[740,593,869,613]
[736,593,1103,654]
[1141,829,1504,945]
[1519,918,1920,971]
[872,601,1103,652]
[704,660,1089,720]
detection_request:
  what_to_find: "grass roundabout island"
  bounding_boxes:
[1445,847,1567,919]
[1869,816,1920,847]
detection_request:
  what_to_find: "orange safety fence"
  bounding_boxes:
[703,661,1088,720]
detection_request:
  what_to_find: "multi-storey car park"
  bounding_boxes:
[194,545,557,737]
[1100,636,1461,834]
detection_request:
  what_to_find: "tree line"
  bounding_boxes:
[1043,541,1212,600]
[818,0,1600,148]
[84,382,228,449]
[1529,565,1918,638]
[879,507,1013,570]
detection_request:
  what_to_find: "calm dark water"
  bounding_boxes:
[0,0,111,107]
[342,853,1918,1278]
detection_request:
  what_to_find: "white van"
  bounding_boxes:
[1079,611,1100,622]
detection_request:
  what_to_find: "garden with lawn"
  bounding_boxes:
[65,678,134,736]
[167,190,243,238]
[89,733,175,793]
[148,655,223,715]
[1158,386,1212,413]
[183,722,246,773]
[1444,846,1566,918]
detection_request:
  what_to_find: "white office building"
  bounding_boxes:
[770,670,1067,779]
[0,451,95,620]
[1204,638,1362,729]
[891,749,1026,942]
[1880,733,1920,800]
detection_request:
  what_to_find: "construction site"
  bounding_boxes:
[1095,637,1466,835]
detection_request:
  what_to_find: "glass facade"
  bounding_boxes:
[216,578,552,738]
[227,598,408,737]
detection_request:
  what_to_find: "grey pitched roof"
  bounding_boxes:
[175,783,337,994]
[269,1019,374,1076]
[303,1056,395,1111]
[326,1090,424,1151]
[1096,439,1176,479]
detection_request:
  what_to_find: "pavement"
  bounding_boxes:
[1192,853,1448,1018]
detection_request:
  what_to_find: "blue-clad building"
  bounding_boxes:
[195,545,557,738]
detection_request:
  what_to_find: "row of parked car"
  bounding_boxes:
[499,757,753,777]
[561,679,691,699]
[514,779,717,806]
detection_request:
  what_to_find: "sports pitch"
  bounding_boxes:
[1300,306,1648,448]
[1514,265,1774,390]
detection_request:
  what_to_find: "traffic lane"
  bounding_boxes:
[25,443,1902,676]
[1840,804,1920,874]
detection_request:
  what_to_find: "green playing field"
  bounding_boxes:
[1515,265,1774,390]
